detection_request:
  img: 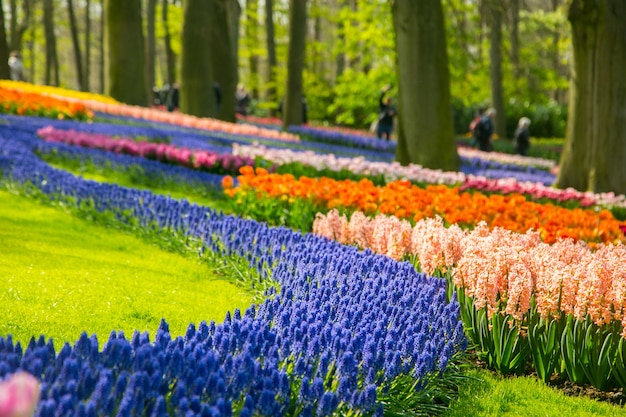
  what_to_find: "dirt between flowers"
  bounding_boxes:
[547,375,626,406]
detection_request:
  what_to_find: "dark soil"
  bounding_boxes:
[547,376,626,407]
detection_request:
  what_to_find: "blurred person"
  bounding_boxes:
[514,117,532,156]
[235,84,251,116]
[377,85,396,141]
[8,51,24,81]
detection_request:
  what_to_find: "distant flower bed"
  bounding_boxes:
[233,143,626,212]
[77,99,300,142]
[0,85,93,121]
[37,126,254,176]
[223,167,626,246]
[0,80,119,104]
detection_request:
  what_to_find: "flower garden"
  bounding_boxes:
[1,82,626,416]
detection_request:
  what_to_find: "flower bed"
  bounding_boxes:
[224,167,626,245]
[313,210,626,389]
[0,85,93,121]
[37,126,253,176]
[0,120,465,415]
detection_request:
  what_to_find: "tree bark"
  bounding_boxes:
[0,0,10,79]
[488,0,506,138]
[162,0,176,85]
[391,0,459,171]
[67,0,85,90]
[555,0,626,194]
[9,0,30,52]
[84,0,91,91]
[105,0,147,105]
[265,0,277,116]
[99,0,105,93]
[509,0,520,82]
[210,0,239,122]
[246,0,259,99]
[145,0,157,103]
[283,0,307,128]
[43,0,60,86]
[180,0,214,117]
[334,0,346,82]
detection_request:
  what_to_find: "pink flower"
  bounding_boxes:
[0,372,40,417]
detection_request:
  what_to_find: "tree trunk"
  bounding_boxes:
[391,0,459,171]
[43,0,60,86]
[0,0,10,79]
[265,0,277,116]
[84,0,91,91]
[99,0,105,93]
[67,0,85,90]
[334,0,346,82]
[145,0,157,104]
[9,0,30,52]
[555,0,626,194]
[282,0,307,128]
[105,0,147,105]
[509,0,520,82]
[180,0,214,117]
[210,0,239,122]
[162,0,176,85]
[488,0,506,139]
[246,0,259,99]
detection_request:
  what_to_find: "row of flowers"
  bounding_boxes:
[313,210,626,330]
[286,124,557,170]
[223,167,626,246]
[4,81,299,143]
[37,126,253,176]
[233,144,597,206]
[0,129,466,416]
[0,80,119,105]
[0,85,93,121]
[312,209,626,389]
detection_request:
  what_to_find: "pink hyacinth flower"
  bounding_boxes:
[0,372,40,417]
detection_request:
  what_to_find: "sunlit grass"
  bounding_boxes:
[443,368,626,416]
[0,189,254,346]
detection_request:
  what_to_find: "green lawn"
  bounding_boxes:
[444,368,626,416]
[0,189,254,346]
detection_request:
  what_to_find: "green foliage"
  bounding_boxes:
[329,67,396,129]
[560,317,617,391]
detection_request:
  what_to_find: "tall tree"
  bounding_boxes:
[282,0,307,128]
[67,0,85,90]
[392,0,459,171]
[245,0,259,99]
[210,0,240,122]
[555,0,626,194]
[84,0,91,91]
[0,0,9,79]
[145,0,157,103]
[105,0,147,105]
[99,0,105,93]
[180,0,214,117]
[162,0,176,85]
[487,0,506,139]
[9,0,30,52]
[334,0,346,81]
[509,0,520,82]
[265,0,277,115]
[43,0,60,86]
